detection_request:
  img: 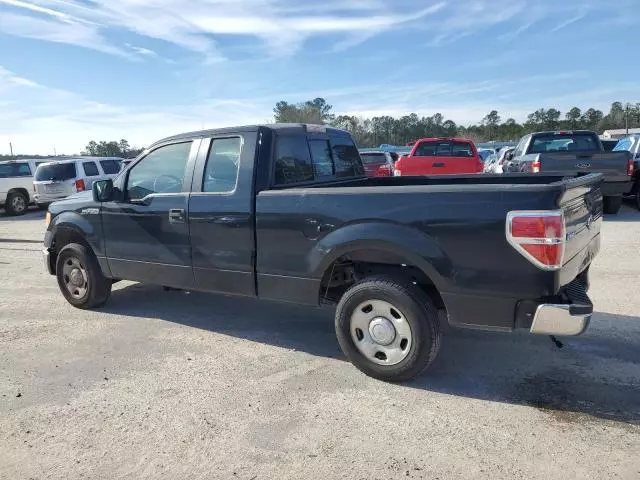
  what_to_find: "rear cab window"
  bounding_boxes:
[414,140,474,157]
[35,162,77,181]
[273,131,363,186]
[528,133,600,153]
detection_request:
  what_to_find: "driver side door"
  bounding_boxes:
[101,140,200,288]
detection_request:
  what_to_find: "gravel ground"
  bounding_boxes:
[1,206,639,480]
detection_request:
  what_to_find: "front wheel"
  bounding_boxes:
[335,276,442,382]
[55,243,112,309]
[603,196,622,215]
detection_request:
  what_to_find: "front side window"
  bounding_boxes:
[83,161,99,177]
[203,137,242,193]
[126,142,191,200]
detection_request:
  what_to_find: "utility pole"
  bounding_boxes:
[626,104,630,135]
[9,141,13,157]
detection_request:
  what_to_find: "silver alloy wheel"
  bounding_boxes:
[350,299,413,366]
[62,256,88,299]
[11,194,26,213]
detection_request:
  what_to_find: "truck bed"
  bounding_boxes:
[256,172,602,331]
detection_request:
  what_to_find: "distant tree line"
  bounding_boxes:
[1,138,144,160]
[82,139,143,158]
[273,98,640,147]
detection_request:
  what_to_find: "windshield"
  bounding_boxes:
[35,162,77,181]
[360,153,386,164]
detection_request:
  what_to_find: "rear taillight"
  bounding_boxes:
[75,179,86,192]
[506,211,565,270]
[531,159,541,173]
[627,159,634,176]
[377,165,392,177]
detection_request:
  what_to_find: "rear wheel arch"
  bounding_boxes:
[8,187,30,200]
[318,246,448,317]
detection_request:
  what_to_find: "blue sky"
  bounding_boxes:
[0,0,637,155]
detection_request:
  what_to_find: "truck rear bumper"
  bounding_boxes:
[530,303,591,336]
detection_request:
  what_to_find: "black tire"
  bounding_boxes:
[603,196,622,215]
[335,276,442,382]
[55,243,111,309]
[5,191,28,216]
[633,180,640,211]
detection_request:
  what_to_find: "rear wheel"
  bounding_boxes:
[5,191,28,216]
[603,196,622,215]
[335,276,442,382]
[55,243,111,309]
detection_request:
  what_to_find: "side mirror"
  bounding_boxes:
[92,179,114,202]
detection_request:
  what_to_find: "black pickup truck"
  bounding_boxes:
[43,124,603,382]
[506,130,633,214]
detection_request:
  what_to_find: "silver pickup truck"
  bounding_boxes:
[506,130,633,214]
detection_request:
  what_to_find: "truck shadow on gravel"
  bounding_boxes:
[104,284,640,426]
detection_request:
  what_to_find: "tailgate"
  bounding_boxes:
[540,151,631,181]
[558,174,603,285]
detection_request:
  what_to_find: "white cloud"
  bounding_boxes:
[0,0,446,59]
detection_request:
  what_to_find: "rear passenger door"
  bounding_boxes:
[188,133,258,297]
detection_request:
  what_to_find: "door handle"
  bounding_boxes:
[432,162,445,167]
[169,208,185,223]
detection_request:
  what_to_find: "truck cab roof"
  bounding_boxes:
[152,124,351,149]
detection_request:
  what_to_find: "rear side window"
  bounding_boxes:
[35,163,77,181]
[203,137,242,193]
[308,140,334,179]
[83,161,99,176]
[330,135,364,177]
[100,159,121,174]
[0,163,31,177]
[274,136,314,185]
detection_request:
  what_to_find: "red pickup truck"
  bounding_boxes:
[394,137,483,176]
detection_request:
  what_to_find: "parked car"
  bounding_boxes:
[359,150,397,177]
[119,159,134,171]
[478,148,497,164]
[0,159,47,215]
[506,130,633,214]
[43,123,602,382]
[485,146,515,174]
[601,139,619,151]
[613,134,640,209]
[393,137,483,176]
[33,157,123,207]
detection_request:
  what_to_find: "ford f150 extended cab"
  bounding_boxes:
[43,124,603,382]
[506,130,633,214]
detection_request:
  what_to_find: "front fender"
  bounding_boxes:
[47,210,104,257]
[309,221,454,291]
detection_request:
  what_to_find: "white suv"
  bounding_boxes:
[0,159,46,215]
[33,157,123,206]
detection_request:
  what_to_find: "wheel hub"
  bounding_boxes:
[368,317,396,345]
[69,268,84,286]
